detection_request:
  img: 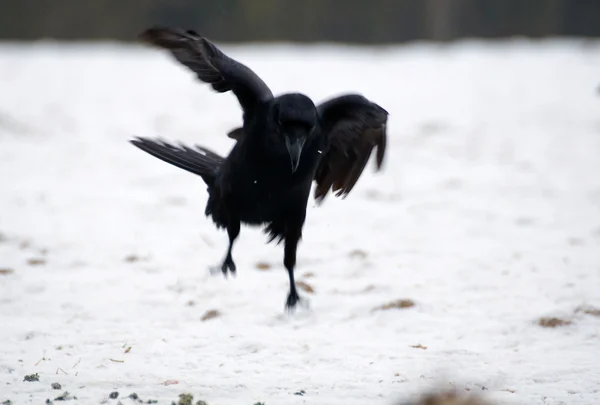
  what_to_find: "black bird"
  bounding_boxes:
[131,27,388,311]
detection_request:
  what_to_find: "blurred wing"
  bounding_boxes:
[314,94,388,202]
[139,26,273,113]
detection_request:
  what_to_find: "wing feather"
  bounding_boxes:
[314,95,388,202]
[139,27,273,113]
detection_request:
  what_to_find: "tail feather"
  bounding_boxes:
[130,137,224,186]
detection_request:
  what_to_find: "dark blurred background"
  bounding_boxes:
[1,0,600,43]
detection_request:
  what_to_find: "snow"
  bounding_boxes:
[1,39,600,405]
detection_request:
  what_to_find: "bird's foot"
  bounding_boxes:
[222,256,236,277]
[285,290,309,313]
[209,257,236,278]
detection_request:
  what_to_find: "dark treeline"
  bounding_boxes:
[1,0,599,43]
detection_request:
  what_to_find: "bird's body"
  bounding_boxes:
[213,134,321,230]
[132,27,388,310]
[207,95,325,232]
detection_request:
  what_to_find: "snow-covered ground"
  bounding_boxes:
[1,39,600,405]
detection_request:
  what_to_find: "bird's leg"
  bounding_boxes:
[283,225,306,311]
[221,221,240,276]
[210,221,240,277]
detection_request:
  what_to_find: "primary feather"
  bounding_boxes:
[139,27,273,114]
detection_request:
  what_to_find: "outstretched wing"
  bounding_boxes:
[139,26,274,113]
[314,94,388,202]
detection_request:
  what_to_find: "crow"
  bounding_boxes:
[131,27,388,311]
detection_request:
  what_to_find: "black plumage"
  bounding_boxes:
[131,27,388,311]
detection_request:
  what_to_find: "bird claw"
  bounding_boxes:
[209,257,236,278]
[223,258,236,276]
[284,290,309,313]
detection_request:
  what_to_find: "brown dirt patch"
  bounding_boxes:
[124,254,141,263]
[26,258,46,266]
[255,261,272,271]
[348,249,368,259]
[161,380,179,386]
[297,281,315,294]
[374,299,416,311]
[413,391,492,405]
[538,317,572,328]
[201,309,221,322]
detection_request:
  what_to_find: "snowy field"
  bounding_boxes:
[1,38,600,405]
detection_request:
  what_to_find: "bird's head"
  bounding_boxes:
[270,93,318,173]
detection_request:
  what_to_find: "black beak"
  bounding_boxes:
[285,136,305,173]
